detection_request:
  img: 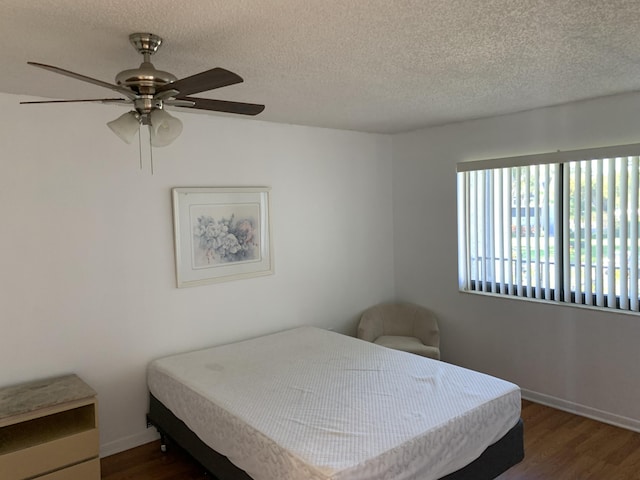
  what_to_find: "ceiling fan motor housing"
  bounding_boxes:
[115,63,177,94]
[115,33,177,96]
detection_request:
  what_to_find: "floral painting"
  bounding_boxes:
[173,187,273,287]
[191,204,260,268]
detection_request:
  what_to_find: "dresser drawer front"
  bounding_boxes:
[37,457,100,480]
[0,428,98,479]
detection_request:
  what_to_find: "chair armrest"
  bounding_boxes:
[357,313,384,342]
[413,310,440,348]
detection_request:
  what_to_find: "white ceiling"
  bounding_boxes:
[3,0,640,134]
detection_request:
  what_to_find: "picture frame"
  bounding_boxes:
[172,187,273,287]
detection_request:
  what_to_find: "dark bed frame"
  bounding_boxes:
[147,393,524,480]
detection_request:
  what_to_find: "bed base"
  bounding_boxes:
[147,393,523,480]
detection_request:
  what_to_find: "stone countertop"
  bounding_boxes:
[0,374,96,422]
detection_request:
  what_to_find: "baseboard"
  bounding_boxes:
[100,428,160,458]
[521,388,640,434]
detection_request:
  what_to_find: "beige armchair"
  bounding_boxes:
[357,303,440,359]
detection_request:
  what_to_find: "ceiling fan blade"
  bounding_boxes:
[176,96,265,116]
[20,98,129,105]
[157,68,243,97]
[27,62,138,100]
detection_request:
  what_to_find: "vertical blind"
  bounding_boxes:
[457,144,640,312]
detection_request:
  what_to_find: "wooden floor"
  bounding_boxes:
[496,400,640,480]
[101,400,640,479]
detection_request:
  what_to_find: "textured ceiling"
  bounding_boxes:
[2,0,640,134]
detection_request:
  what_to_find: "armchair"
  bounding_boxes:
[357,303,440,359]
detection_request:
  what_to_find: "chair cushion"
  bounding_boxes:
[374,335,440,360]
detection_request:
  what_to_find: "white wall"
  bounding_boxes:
[392,92,640,431]
[0,93,395,455]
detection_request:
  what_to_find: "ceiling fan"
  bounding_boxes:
[22,33,265,148]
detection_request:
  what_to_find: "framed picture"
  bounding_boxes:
[172,187,273,287]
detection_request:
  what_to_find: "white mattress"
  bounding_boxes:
[148,326,520,480]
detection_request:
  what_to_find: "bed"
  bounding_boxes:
[147,326,523,480]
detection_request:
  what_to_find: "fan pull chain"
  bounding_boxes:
[135,126,154,174]
[138,129,143,171]
[149,131,154,175]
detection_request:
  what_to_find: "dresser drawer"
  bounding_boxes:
[38,457,100,480]
[0,428,98,480]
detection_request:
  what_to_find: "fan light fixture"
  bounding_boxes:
[106,108,182,147]
[107,111,141,144]
[149,109,183,147]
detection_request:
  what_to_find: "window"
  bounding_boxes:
[457,144,640,312]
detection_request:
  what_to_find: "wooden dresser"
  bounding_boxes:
[0,374,100,479]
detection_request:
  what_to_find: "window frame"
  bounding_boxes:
[457,143,640,313]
